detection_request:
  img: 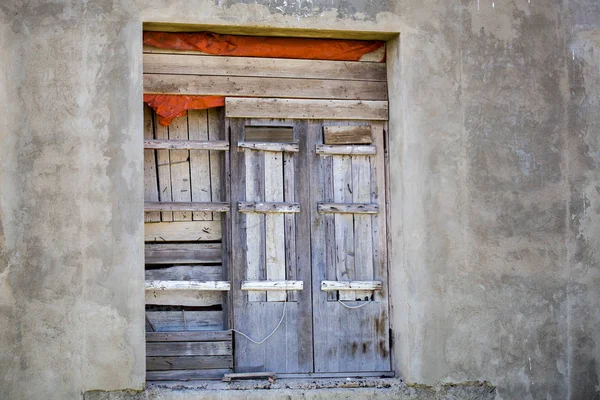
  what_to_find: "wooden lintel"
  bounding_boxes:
[241,280,304,291]
[317,203,379,214]
[144,139,230,150]
[323,125,373,144]
[237,141,299,153]
[144,202,230,212]
[315,144,376,156]
[238,202,300,213]
[145,280,231,291]
[320,280,382,291]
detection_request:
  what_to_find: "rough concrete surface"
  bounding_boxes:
[0,0,599,399]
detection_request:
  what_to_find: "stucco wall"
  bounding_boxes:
[0,1,598,399]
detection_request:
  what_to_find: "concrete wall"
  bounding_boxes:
[0,1,598,399]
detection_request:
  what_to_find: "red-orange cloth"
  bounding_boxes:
[143,31,385,62]
[144,94,225,126]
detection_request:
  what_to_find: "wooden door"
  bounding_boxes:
[308,121,391,373]
[229,119,314,373]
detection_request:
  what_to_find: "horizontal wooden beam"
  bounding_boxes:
[143,53,387,82]
[145,310,223,332]
[226,98,388,120]
[144,74,388,101]
[146,331,232,342]
[323,125,373,144]
[238,202,300,214]
[145,280,231,291]
[144,139,229,150]
[145,289,224,307]
[144,202,230,212]
[237,141,299,153]
[145,221,221,242]
[145,243,222,265]
[147,368,232,381]
[146,266,223,281]
[147,341,232,357]
[222,372,277,382]
[317,203,379,214]
[316,144,376,155]
[147,355,233,371]
[241,280,304,291]
[320,280,382,291]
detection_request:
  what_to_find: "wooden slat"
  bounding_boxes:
[144,202,230,212]
[168,117,192,221]
[146,331,232,342]
[188,110,212,221]
[317,203,379,214]
[147,341,232,356]
[323,155,337,301]
[238,142,299,153]
[264,151,286,302]
[283,150,297,302]
[245,126,294,142]
[145,243,221,264]
[143,53,387,81]
[144,221,222,242]
[238,202,300,213]
[144,74,388,101]
[146,266,223,281]
[226,98,389,120]
[146,290,223,307]
[145,311,224,332]
[323,125,372,145]
[144,139,229,150]
[333,155,355,301]
[241,281,304,291]
[155,113,173,221]
[316,145,376,156]
[145,280,231,291]
[147,355,233,371]
[144,105,160,222]
[320,280,382,291]
[147,369,232,381]
[222,372,277,382]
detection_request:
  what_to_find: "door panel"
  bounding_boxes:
[230,119,313,373]
[309,120,391,373]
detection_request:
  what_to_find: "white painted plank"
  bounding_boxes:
[264,151,286,301]
[144,202,229,212]
[144,139,229,150]
[238,142,299,153]
[316,145,376,156]
[226,98,388,120]
[146,290,224,307]
[238,202,300,213]
[145,280,231,291]
[241,281,303,291]
[320,280,382,291]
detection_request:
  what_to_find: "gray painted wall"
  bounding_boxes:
[0,1,598,399]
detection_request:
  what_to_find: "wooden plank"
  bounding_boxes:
[241,281,304,291]
[145,243,221,264]
[245,126,294,142]
[226,98,388,120]
[146,266,223,281]
[238,142,299,153]
[145,311,224,332]
[155,113,173,221]
[144,139,229,150]
[146,290,224,307]
[316,145,376,156]
[147,341,232,356]
[317,203,379,214]
[146,331,232,342]
[147,369,232,381]
[333,155,355,301]
[144,202,230,212]
[222,372,276,382]
[264,151,286,302]
[144,74,388,101]
[144,221,222,242]
[323,125,372,145]
[144,105,161,222]
[143,53,387,81]
[188,110,212,221]
[168,117,192,221]
[321,155,337,301]
[238,202,300,213]
[320,280,382,291]
[145,280,231,291]
[207,108,224,222]
[147,355,233,371]
[283,151,297,302]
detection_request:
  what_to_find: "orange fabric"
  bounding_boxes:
[143,31,385,62]
[144,94,225,126]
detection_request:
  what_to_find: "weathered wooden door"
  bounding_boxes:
[229,118,390,374]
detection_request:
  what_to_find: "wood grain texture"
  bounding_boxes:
[147,341,232,356]
[146,290,224,307]
[316,144,376,155]
[147,355,232,371]
[145,280,231,291]
[145,243,222,264]
[146,331,232,342]
[320,281,382,291]
[333,154,355,301]
[144,105,160,222]
[238,202,300,213]
[145,311,224,332]
[144,139,229,150]
[144,202,229,212]
[144,221,222,242]
[323,125,372,145]
[154,113,173,221]
[144,74,388,100]
[241,281,303,291]
[245,126,294,142]
[317,203,379,214]
[238,142,299,153]
[226,98,388,120]
[168,116,192,221]
[146,369,232,381]
[145,266,223,281]
[143,53,386,81]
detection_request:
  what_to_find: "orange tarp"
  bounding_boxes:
[143,31,385,61]
[143,32,385,126]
